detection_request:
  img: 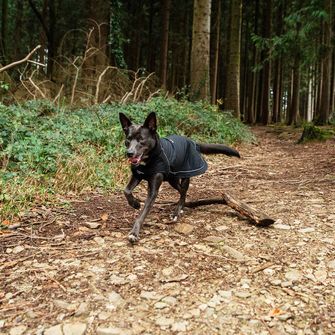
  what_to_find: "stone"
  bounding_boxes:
[44,324,63,335]
[83,221,101,229]
[9,326,27,335]
[171,321,188,332]
[155,316,175,328]
[219,290,233,300]
[174,223,194,235]
[203,236,225,244]
[96,327,130,335]
[107,291,126,308]
[328,260,335,269]
[221,245,250,261]
[298,227,315,233]
[140,290,162,300]
[12,245,25,254]
[162,296,177,305]
[75,302,90,317]
[314,269,327,282]
[63,323,87,335]
[234,290,251,299]
[109,275,127,285]
[285,270,302,282]
[154,302,169,309]
[273,223,291,230]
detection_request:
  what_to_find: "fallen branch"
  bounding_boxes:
[185,191,275,226]
[0,45,41,73]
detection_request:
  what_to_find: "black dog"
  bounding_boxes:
[119,112,240,243]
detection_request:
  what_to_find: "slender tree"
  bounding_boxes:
[160,0,171,88]
[225,0,242,118]
[190,0,211,100]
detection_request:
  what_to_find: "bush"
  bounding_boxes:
[0,97,253,219]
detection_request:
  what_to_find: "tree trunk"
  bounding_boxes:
[288,56,301,125]
[260,0,272,125]
[317,0,332,124]
[225,0,242,118]
[210,0,221,104]
[1,0,8,63]
[190,0,211,101]
[160,0,171,88]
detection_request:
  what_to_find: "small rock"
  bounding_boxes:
[107,291,125,308]
[75,302,90,317]
[298,227,315,233]
[53,299,77,311]
[98,311,112,320]
[203,236,225,244]
[12,245,25,254]
[174,223,194,235]
[63,323,87,335]
[0,320,5,328]
[162,267,174,277]
[328,260,335,269]
[96,327,130,335]
[109,274,127,285]
[314,269,327,282]
[285,270,302,282]
[140,290,162,300]
[126,274,138,281]
[83,221,101,229]
[273,223,291,230]
[162,296,177,305]
[270,279,282,286]
[171,321,188,332]
[219,290,233,300]
[221,245,250,261]
[234,290,251,299]
[154,302,169,309]
[215,225,229,231]
[44,324,63,335]
[277,313,293,321]
[9,326,27,335]
[155,316,175,328]
[93,236,105,245]
[198,303,208,311]
[208,294,222,308]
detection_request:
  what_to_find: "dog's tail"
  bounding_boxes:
[198,143,240,158]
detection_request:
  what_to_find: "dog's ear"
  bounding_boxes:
[119,113,132,133]
[143,112,157,132]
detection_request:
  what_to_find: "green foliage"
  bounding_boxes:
[0,97,252,219]
[298,123,334,143]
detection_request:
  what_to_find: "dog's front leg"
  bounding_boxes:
[124,175,141,209]
[128,173,163,243]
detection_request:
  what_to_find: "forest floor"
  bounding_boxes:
[1,127,335,335]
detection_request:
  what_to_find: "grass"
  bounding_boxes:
[0,97,253,222]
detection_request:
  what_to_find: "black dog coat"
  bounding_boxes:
[131,135,208,180]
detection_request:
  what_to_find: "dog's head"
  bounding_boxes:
[119,112,158,166]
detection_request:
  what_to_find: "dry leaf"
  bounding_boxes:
[268,308,285,316]
[101,213,109,221]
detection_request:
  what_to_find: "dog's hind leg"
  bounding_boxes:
[168,177,190,222]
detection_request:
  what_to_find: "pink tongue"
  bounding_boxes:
[129,157,140,164]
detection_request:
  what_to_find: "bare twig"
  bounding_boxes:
[0,45,41,73]
[95,66,117,104]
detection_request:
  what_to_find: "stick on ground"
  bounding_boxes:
[185,191,275,226]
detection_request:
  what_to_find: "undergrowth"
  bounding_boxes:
[0,97,253,221]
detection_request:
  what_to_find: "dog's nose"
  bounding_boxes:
[126,150,134,158]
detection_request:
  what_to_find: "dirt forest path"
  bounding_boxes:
[1,127,335,335]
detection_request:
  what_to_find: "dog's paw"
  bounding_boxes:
[128,233,139,244]
[130,199,141,210]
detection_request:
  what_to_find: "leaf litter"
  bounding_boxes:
[0,127,334,334]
